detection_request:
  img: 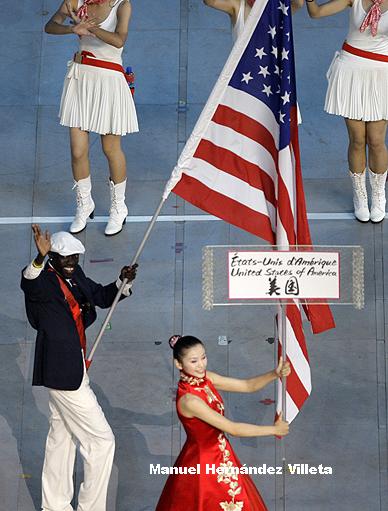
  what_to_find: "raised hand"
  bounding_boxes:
[275,356,291,379]
[274,412,289,437]
[32,224,51,258]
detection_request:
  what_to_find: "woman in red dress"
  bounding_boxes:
[156,335,290,511]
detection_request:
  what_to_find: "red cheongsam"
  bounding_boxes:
[156,373,268,511]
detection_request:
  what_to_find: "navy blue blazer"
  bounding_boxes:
[21,264,125,390]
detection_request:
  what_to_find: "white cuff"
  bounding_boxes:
[116,277,133,296]
[23,261,44,280]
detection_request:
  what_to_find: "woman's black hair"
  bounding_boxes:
[169,335,203,362]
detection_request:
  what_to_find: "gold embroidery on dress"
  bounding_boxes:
[194,383,225,414]
[180,372,205,386]
[217,433,244,510]
[198,383,243,510]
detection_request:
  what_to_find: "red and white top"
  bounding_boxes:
[78,0,127,64]
[347,0,388,54]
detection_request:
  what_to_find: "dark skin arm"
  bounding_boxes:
[21,225,52,301]
[84,262,138,306]
[32,224,51,266]
[119,263,138,282]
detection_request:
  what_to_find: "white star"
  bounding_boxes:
[268,26,276,38]
[274,65,280,75]
[258,66,270,78]
[241,72,253,84]
[286,32,290,41]
[287,74,291,82]
[276,85,281,94]
[281,91,291,105]
[255,47,267,59]
[281,48,289,60]
[271,46,278,58]
[279,111,286,123]
[278,1,289,15]
[262,84,273,97]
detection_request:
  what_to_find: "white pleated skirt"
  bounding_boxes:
[325,49,388,122]
[59,61,139,136]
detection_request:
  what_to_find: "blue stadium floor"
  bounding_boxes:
[0,1,386,509]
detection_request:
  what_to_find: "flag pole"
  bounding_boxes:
[281,303,287,511]
[85,196,166,368]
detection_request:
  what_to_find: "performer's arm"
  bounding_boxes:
[203,0,239,15]
[305,0,351,18]
[204,0,303,18]
[87,1,132,49]
[179,394,289,437]
[207,357,290,393]
[291,0,305,13]
[45,0,96,36]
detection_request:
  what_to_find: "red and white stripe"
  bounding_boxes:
[172,87,279,244]
[277,303,312,422]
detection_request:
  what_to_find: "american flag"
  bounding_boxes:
[164,0,335,422]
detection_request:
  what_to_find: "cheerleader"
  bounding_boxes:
[306,0,388,223]
[45,0,139,236]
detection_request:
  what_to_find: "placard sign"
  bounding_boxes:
[228,251,340,300]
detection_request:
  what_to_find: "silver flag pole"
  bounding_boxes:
[85,196,166,368]
[281,303,287,511]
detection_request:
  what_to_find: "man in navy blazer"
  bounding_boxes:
[21,224,137,511]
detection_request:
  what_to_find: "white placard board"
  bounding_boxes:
[228,251,340,300]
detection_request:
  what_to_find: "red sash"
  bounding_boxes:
[52,272,87,359]
[73,51,135,94]
[342,42,388,63]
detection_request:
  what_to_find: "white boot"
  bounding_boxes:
[105,179,128,236]
[70,176,95,234]
[368,168,387,223]
[349,170,370,222]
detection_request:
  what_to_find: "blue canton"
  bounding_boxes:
[229,0,297,150]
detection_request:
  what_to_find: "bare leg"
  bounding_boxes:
[70,128,90,180]
[69,128,94,233]
[101,134,128,235]
[345,118,367,173]
[101,134,126,184]
[366,120,387,222]
[366,120,388,174]
[345,119,369,221]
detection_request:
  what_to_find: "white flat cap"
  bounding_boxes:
[50,232,85,256]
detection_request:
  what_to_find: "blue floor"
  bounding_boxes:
[0,1,386,510]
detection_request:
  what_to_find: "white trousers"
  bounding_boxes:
[41,370,115,511]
